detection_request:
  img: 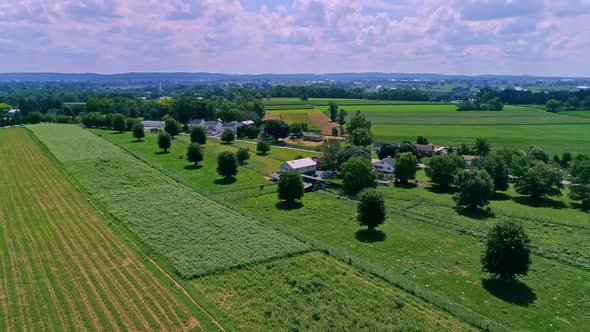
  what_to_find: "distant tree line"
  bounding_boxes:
[476,87,590,105]
[267,85,431,101]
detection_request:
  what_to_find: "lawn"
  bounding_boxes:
[28,124,307,278]
[0,128,216,331]
[191,252,476,332]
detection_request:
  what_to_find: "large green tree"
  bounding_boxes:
[473,137,491,156]
[132,123,145,141]
[394,152,417,184]
[341,157,377,195]
[320,139,342,174]
[473,153,510,191]
[425,154,465,188]
[157,132,171,153]
[346,110,371,134]
[217,151,238,178]
[515,161,563,202]
[545,99,561,113]
[328,101,339,122]
[186,143,204,166]
[453,169,494,210]
[349,128,373,147]
[569,159,590,209]
[112,114,127,133]
[481,221,531,280]
[357,189,386,230]
[278,171,304,203]
[221,129,236,144]
[164,118,180,138]
[237,147,250,165]
[190,126,207,144]
[256,140,270,155]
[263,120,290,140]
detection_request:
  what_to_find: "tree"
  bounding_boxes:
[157,132,171,153]
[341,157,377,195]
[346,110,371,134]
[256,140,270,155]
[349,128,373,147]
[320,139,342,174]
[238,124,260,139]
[186,143,204,166]
[190,126,207,144]
[515,161,563,202]
[564,97,580,110]
[237,147,250,165]
[377,143,398,160]
[357,189,386,231]
[416,136,429,144]
[394,152,417,184]
[263,120,290,140]
[112,114,127,133]
[561,152,572,168]
[473,137,491,156]
[457,143,472,156]
[125,117,138,131]
[278,171,304,203]
[453,169,494,210]
[221,129,235,144]
[337,145,371,166]
[328,101,339,122]
[487,97,504,111]
[473,153,510,191]
[290,123,304,138]
[545,99,561,113]
[425,154,465,188]
[481,221,531,280]
[331,127,339,136]
[336,109,347,132]
[568,159,590,209]
[164,118,180,138]
[132,123,145,141]
[527,147,550,163]
[217,151,238,178]
[582,97,590,110]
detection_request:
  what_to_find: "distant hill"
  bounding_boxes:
[0,72,588,83]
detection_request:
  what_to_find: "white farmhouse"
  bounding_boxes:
[372,156,395,173]
[280,158,317,175]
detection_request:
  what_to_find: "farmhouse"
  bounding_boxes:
[415,144,447,156]
[187,119,205,130]
[222,121,243,134]
[141,120,165,132]
[280,157,317,175]
[205,121,223,134]
[372,156,395,173]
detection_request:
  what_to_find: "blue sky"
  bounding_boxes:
[0,0,589,76]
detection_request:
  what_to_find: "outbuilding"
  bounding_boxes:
[280,157,317,175]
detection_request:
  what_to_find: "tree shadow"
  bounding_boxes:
[214,177,236,185]
[513,196,567,209]
[481,278,537,306]
[426,186,456,195]
[394,182,417,189]
[110,132,124,135]
[355,229,386,243]
[455,207,495,220]
[275,200,304,210]
[130,140,143,143]
[184,164,202,170]
[491,192,511,201]
[155,151,170,155]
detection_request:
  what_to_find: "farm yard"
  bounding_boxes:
[91,124,590,331]
[0,128,216,331]
[264,98,590,155]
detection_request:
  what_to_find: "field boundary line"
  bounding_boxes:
[23,126,227,332]
[98,129,513,332]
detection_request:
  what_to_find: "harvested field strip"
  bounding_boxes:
[27,124,307,278]
[0,128,209,331]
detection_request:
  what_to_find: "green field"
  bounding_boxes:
[0,128,216,331]
[28,124,307,278]
[107,127,590,331]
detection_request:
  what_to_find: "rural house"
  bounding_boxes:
[372,156,395,173]
[280,158,317,175]
[187,119,205,130]
[205,121,223,134]
[415,144,447,156]
[222,121,243,134]
[141,120,165,132]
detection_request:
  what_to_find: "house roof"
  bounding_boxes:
[188,119,204,125]
[205,121,221,126]
[8,109,20,114]
[463,155,479,161]
[284,158,317,169]
[242,120,254,125]
[141,120,165,127]
[223,121,240,127]
[415,144,437,152]
[372,157,395,167]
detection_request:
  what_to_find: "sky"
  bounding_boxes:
[1,0,590,76]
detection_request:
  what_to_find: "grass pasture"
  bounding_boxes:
[28,124,307,278]
[0,128,213,331]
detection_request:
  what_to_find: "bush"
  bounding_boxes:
[257,140,270,155]
[394,152,417,184]
[481,221,531,280]
[357,189,386,230]
[190,126,207,145]
[425,154,465,188]
[341,157,377,195]
[278,171,304,203]
[452,169,494,210]
[221,129,236,144]
[157,132,171,153]
[132,123,145,142]
[237,147,250,165]
[186,143,204,166]
[217,151,238,178]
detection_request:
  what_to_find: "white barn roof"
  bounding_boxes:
[285,158,316,169]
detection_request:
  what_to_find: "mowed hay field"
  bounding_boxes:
[27,124,307,278]
[264,98,590,155]
[0,128,214,331]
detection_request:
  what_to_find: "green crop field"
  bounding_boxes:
[0,128,214,331]
[191,252,476,331]
[105,125,590,331]
[27,124,307,278]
